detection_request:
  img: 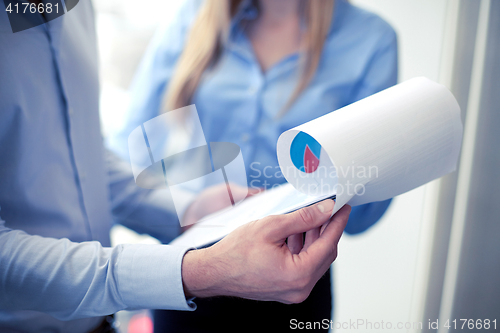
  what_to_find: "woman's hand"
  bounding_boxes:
[182,183,261,227]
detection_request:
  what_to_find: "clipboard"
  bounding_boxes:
[171,183,335,248]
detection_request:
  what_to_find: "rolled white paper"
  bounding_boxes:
[277,77,463,215]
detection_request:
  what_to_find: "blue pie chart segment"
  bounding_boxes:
[290,131,322,174]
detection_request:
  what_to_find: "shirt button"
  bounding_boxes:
[80,171,86,181]
[241,133,250,142]
[68,107,74,115]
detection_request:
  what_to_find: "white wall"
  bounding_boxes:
[332,1,449,331]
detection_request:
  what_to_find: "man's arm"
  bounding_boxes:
[105,150,187,242]
[0,220,195,320]
[106,150,257,237]
[0,200,349,318]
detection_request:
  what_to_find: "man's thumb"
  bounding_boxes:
[271,199,335,239]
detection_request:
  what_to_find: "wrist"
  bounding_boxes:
[181,248,226,298]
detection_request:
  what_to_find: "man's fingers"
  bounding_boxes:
[303,226,321,252]
[267,199,335,241]
[322,205,351,244]
[287,233,303,254]
[302,205,351,265]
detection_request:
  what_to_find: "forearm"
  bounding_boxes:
[106,149,192,243]
[0,225,194,319]
[181,248,225,299]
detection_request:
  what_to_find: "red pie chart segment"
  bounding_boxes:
[303,144,320,173]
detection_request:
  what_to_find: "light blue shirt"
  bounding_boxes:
[0,2,195,332]
[109,0,397,234]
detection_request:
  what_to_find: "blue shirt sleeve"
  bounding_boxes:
[0,219,195,320]
[106,150,198,242]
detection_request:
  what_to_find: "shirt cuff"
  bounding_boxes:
[117,243,197,311]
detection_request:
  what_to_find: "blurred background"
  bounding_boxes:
[94,0,500,332]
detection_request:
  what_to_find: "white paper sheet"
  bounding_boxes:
[277,77,463,215]
[173,77,463,247]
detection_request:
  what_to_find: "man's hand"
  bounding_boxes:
[181,199,351,304]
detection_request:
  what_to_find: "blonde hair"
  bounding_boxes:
[164,0,335,117]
